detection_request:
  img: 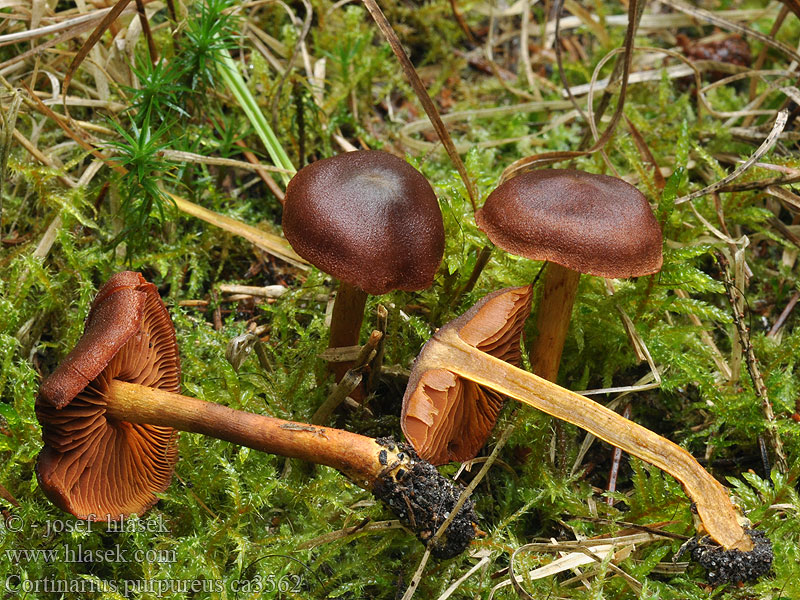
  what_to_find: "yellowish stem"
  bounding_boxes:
[418,327,752,551]
[529,263,581,381]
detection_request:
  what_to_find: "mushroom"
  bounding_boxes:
[402,284,533,464]
[475,168,663,382]
[282,150,445,392]
[402,286,772,581]
[36,272,475,559]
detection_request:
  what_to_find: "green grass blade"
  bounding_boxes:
[217,47,296,185]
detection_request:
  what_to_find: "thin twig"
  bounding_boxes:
[716,251,787,473]
[675,110,789,204]
[312,330,382,425]
[361,0,477,211]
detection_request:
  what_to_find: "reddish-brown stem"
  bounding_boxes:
[529,262,581,380]
[108,381,394,488]
[329,281,369,395]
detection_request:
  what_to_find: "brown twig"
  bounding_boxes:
[134,0,158,64]
[312,330,383,425]
[716,251,787,473]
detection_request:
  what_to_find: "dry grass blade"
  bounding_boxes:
[675,109,789,204]
[436,552,492,600]
[0,90,22,225]
[21,83,124,174]
[167,192,307,268]
[766,185,800,211]
[0,6,126,46]
[62,0,133,117]
[490,533,662,598]
[361,0,477,211]
[157,149,293,174]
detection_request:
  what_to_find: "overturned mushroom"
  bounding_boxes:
[36,271,475,559]
[402,286,771,581]
[402,285,533,464]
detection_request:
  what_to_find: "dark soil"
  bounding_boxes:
[372,438,477,560]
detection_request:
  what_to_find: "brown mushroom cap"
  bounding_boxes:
[282,150,445,295]
[401,285,533,465]
[36,271,180,519]
[476,169,663,278]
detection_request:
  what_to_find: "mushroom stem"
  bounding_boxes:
[108,380,383,484]
[529,262,581,381]
[328,281,369,391]
[416,327,753,552]
[105,379,475,558]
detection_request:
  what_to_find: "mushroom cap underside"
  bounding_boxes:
[36,271,180,519]
[402,285,533,464]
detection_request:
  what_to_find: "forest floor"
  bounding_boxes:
[1,0,800,598]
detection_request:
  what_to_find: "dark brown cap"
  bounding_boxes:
[476,169,663,277]
[282,150,444,295]
[36,271,179,519]
[401,285,533,465]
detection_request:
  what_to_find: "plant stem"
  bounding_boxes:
[416,326,752,551]
[217,48,296,185]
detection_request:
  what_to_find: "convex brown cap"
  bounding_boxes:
[476,169,663,277]
[402,285,533,465]
[36,271,179,519]
[282,150,445,295]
